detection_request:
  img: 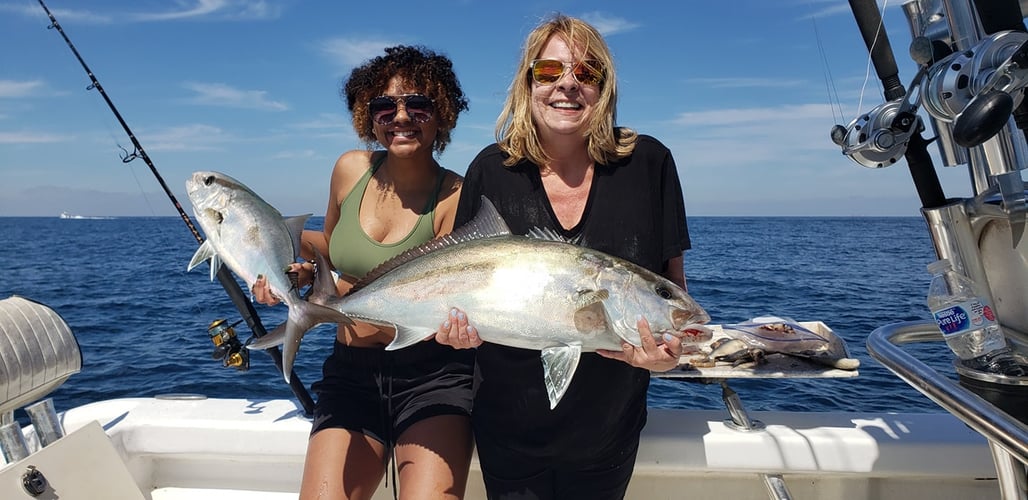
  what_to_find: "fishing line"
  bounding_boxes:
[36,0,314,415]
[68,74,159,217]
[37,1,199,241]
[811,10,845,126]
[856,0,891,118]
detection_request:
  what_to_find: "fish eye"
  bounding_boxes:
[655,285,673,300]
[203,175,215,186]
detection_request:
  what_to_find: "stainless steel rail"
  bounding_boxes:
[866,320,1028,470]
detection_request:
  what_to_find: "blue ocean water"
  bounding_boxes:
[0,215,956,416]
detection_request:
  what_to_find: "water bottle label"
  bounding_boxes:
[932,299,997,337]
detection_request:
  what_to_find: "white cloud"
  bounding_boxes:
[0,80,45,98]
[288,113,348,131]
[0,3,112,24]
[182,82,289,111]
[130,0,282,22]
[143,123,232,152]
[320,38,401,68]
[2,1,280,24]
[0,131,67,144]
[271,149,319,160]
[686,77,808,89]
[672,103,835,127]
[578,12,640,36]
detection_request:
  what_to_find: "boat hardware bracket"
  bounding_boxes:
[717,379,794,500]
[21,465,47,497]
[720,379,766,432]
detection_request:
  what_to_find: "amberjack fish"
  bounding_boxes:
[185,171,345,382]
[250,196,711,408]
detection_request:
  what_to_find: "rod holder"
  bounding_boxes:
[24,398,63,447]
[0,421,30,463]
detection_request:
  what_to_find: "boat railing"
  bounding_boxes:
[867,320,1028,498]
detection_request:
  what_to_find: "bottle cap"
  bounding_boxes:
[927,258,952,274]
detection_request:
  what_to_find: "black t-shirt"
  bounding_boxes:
[455,133,691,462]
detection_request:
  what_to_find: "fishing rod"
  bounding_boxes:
[845,0,948,210]
[36,0,314,416]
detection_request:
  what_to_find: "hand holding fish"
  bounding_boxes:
[596,317,683,372]
[252,262,315,306]
[435,308,483,349]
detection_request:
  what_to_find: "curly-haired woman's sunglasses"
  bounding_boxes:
[368,94,435,125]
[530,59,604,86]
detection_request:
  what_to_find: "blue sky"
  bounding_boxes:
[1,0,980,217]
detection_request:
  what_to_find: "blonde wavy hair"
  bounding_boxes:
[496,13,637,167]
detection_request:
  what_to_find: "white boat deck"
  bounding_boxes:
[0,396,998,500]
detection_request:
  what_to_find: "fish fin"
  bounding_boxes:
[572,290,612,335]
[541,343,582,409]
[248,322,287,350]
[527,227,583,245]
[208,254,222,282]
[450,196,512,241]
[307,246,341,305]
[187,240,216,272]
[352,196,511,292]
[385,324,439,351]
[247,300,351,383]
[575,289,609,306]
[279,312,303,383]
[283,214,312,259]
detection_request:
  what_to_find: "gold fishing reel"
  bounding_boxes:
[207,319,249,370]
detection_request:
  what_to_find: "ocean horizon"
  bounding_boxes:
[0,214,958,418]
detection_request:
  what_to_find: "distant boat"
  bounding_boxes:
[59,211,113,220]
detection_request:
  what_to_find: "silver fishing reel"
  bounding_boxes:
[833,30,1028,167]
[921,31,1028,147]
[832,97,923,169]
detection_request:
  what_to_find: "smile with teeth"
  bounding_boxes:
[550,101,581,110]
[391,130,418,138]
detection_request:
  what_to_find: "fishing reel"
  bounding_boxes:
[921,31,1028,148]
[207,319,249,371]
[833,30,1028,166]
[832,97,924,169]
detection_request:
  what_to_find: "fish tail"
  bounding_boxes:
[279,306,306,383]
[247,298,350,383]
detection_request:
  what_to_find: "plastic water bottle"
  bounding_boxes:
[926,259,1024,376]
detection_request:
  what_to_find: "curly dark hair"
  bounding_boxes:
[343,45,469,153]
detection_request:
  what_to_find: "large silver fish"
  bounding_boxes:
[251,196,711,408]
[185,171,344,382]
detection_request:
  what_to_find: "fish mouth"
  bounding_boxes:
[671,308,707,329]
[670,308,713,343]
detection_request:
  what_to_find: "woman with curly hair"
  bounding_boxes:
[254,45,473,500]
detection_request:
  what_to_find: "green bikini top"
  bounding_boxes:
[329,154,444,279]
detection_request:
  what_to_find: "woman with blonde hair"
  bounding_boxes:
[435,14,692,500]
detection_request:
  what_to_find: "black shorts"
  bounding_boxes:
[474,430,640,500]
[309,339,474,447]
